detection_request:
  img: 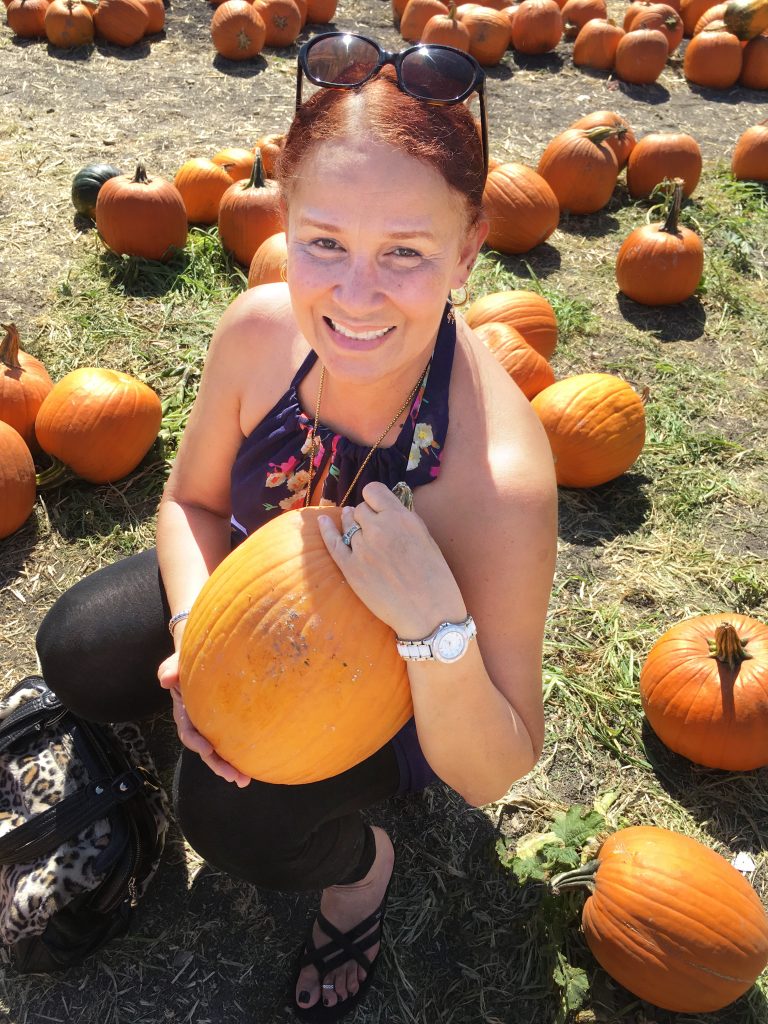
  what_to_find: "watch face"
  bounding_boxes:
[435,627,466,663]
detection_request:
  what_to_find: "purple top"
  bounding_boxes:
[229,305,458,794]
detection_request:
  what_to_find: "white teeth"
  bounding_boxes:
[330,319,392,341]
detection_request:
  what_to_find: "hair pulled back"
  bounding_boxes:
[276,66,486,225]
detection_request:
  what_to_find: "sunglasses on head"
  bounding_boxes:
[295,31,488,177]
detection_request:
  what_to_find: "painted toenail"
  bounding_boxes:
[298,991,310,1004]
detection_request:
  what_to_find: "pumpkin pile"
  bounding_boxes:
[0,323,163,539]
[208,0,337,60]
[4,0,165,48]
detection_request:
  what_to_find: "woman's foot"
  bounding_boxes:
[295,826,395,1013]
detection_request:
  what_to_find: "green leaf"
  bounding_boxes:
[512,856,547,884]
[593,790,619,817]
[553,951,590,1024]
[495,837,515,869]
[551,806,605,848]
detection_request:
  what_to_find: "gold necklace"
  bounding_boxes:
[304,362,428,508]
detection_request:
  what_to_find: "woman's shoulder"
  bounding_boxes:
[212,283,305,363]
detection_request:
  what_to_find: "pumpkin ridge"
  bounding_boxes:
[594,869,768,954]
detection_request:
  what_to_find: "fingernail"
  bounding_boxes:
[298,991,310,1004]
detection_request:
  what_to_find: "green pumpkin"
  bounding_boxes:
[71,164,123,219]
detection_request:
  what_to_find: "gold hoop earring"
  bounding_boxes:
[450,284,469,307]
[280,261,288,283]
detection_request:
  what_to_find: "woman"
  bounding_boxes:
[36,34,557,1023]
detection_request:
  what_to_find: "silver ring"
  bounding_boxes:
[322,983,336,991]
[341,523,362,547]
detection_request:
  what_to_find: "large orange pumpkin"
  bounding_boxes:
[569,111,636,169]
[217,150,283,266]
[739,34,768,87]
[551,826,768,1012]
[683,25,744,86]
[0,323,53,452]
[251,0,302,45]
[572,18,625,70]
[92,0,148,45]
[458,4,511,63]
[44,0,94,47]
[35,368,162,484]
[536,126,618,215]
[95,162,188,261]
[616,180,704,305]
[626,131,702,198]
[510,0,563,52]
[178,506,413,784]
[212,147,255,182]
[0,420,36,541]
[613,26,670,82]
[6,0,50,38]
[211,0,266,60]
[640,613,768,770]
[473,323,555,398]
[464,290,558,358]
[530,373,646,487]
[482,162,560,254]
[174,158,234,225]
[248,231,287,287]
[732,120,768,179]
[400,0,449,40]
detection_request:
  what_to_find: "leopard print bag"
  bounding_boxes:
[0,676,169,973]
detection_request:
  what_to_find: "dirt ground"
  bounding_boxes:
[1,4,767,1023]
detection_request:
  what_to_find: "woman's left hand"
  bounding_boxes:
[318,481,467,640]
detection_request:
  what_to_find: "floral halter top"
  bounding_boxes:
[227,304,457,795]
[229,303,456,544]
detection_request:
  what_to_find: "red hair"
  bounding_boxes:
[276,66,485,224]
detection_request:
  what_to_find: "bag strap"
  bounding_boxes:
[0,765,151,866]
[0,684,64,754]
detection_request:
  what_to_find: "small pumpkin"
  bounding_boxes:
[560,0,606,39]
[211,0,266,60]
[251,0,303,45]
[569,111,636,169]
[212,147,255,182]
[44,0,94,47]
[464,290,558,358]
[732,120,768,179]
[536,126,618,215]
[305,0,337,21]
[683,26,743,87]
[6,0,50,38]
[614,27,670,83]
[95,162,188,262]
[626,131,702,198]
[723,0,768,37]
[572,19,625,70]
[422,1,471,47]
[179,506,413,784]
[253,132,286,177]
[473,323,555,398]
[530,373,646,488]
[400,0,449,40]
[458,3,511,63]
[92,0,148,45]
[217,150,283,266]
[739,36,768,87]
[173,157,234,225]
[482,162,560,254]
[550,826,768,1013]
[0,421,36,541]
[616,179,703,305]
[640,613,768,770]
[510,0,563,52]
[35,368,162,485]
[71,162,123,219]
[629,2,684,50]
[0,324,53,452]
[248,231,288,287]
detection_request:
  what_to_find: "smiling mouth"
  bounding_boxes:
[324,317,395,341]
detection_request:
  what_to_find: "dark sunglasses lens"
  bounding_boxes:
[400,47,476,100]
[305,35,380,86]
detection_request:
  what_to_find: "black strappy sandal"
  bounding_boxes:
[292,887,390,1022]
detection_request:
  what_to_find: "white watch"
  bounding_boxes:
[396,615,477,664]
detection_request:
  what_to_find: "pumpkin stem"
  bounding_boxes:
[549,859,600,895]
[661,178,684,235]
[247,149,267,190]
[392,481,414,511]
[708,622,752,670]
[583,126,617,146]
[132,162,151,185]
[448,1,457,21]
[0,323,22,369]
[35,457,76,490]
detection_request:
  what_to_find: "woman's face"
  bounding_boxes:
[283,138,488,386]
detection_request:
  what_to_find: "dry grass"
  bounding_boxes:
[2,2,768,1022]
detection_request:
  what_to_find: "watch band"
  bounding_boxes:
[396,615,476,662]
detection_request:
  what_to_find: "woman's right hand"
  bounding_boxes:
[158,650,251,788]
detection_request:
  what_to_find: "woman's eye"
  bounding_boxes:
[391,247,421,259]
[312,238,342,251]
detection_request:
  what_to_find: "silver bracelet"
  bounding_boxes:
[168,610,192,636]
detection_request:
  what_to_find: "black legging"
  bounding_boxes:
[35,549,401,891]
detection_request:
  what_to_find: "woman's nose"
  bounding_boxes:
[332,256,385,314]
